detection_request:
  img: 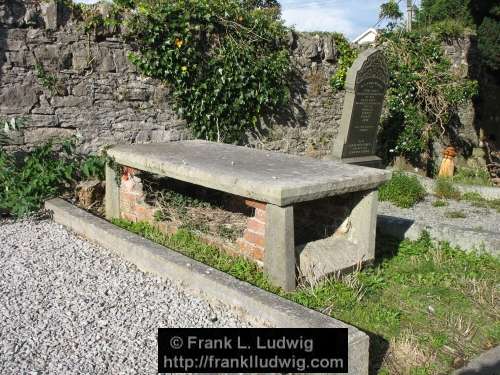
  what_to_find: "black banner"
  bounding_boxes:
[158,328,348,373]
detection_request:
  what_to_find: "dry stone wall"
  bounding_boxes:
[0,0,344,157]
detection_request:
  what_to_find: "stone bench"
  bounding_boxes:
[105,140,391,291]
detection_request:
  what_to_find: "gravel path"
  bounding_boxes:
[0,219,252,374]
[379,195,500,233]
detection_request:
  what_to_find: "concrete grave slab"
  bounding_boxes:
[106,140,390,207]
[106,141,390,291]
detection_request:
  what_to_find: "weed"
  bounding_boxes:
[435,177,461,200]
[444,210,467,219]
[0,139,106,217]
[35,63,63,95]
[432,200,448,207]
[462,192,500,213]
[379,172,427,208]
[453,167,493,186]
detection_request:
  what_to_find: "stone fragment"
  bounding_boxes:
[76,180,105,209]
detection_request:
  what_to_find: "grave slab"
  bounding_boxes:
[107,140,390,207]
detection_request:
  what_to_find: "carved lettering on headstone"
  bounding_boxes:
[332,48,389,168]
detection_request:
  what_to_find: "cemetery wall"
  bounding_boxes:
[0,0,344,156]
[1,1,480,158]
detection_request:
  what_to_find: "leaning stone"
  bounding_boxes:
[40,1,59,30]
[324,36,338,62]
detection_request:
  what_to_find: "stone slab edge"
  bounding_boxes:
[453,345,500,375]
[377,215,500,255]
[45,198,369,375]
[107,144,391,207]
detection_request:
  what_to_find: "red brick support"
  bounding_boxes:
[119,167,158,222]
[237,199,267,262]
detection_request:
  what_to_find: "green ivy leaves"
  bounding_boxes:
[122,0,290,143]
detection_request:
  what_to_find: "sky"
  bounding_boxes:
[76,0,417,40]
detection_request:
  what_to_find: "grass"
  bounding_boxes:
[112,219,500,375]
[379,173,427,208]
[452,167,493,187]
[444,210,467,219]
[462,192,500,213]
[432,200,448,208]
[435,178,462,200]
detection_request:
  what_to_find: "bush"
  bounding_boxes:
[122,0,291,143]
[0,140,106,217]
[379,172,427,208]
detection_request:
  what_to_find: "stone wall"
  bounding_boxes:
[0,0,344,157]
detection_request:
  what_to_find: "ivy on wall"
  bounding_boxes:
[377,31,478,169]
[329,33,359,91]
[116,0,291,143]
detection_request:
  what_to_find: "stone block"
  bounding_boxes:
[24,127,75,144]
[264,204,295,292]
[0,83,39,113]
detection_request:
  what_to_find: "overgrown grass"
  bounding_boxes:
[379,172,427,208]
[453,167,493,187]
[111,219,280,293]
[434,177,461,200]
[113,219,500,374]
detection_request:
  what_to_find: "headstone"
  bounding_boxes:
[332,48,389,168]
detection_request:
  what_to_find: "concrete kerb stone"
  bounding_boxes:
[377,214,500,255]
[45,198,370,375]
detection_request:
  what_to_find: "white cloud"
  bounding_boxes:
[282,4,355,37]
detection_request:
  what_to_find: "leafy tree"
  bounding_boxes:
[477,17,500,72]
[380,0,404,22]
[416,0,473,26]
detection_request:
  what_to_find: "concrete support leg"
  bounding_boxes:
[105,163,121,220]
[348,190,378,262]
[264,204,296,292]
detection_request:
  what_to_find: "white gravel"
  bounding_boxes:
[0,218,252,374]
[379,195,500,233]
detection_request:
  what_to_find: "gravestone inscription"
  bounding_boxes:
[332,48,389,168]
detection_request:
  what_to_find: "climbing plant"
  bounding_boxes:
[119,0,291,143]
[330,33,358,91]
[377,31,478,168]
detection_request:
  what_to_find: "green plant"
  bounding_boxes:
[377,31,478,168]
[434,177,461,199]
[462,192,500,212]
[35,63,61,95]
[444,210,467,219]
[477,17,500,72]
[432,199,448,207]
[0,141,77,217]
[122,0,291,143]
[453,166,493,186]
[330,33,358,91]
[80,154,106,180]
[379,172,427,208]
[0,139,107,217]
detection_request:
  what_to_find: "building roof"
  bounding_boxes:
[352,28,379,44]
